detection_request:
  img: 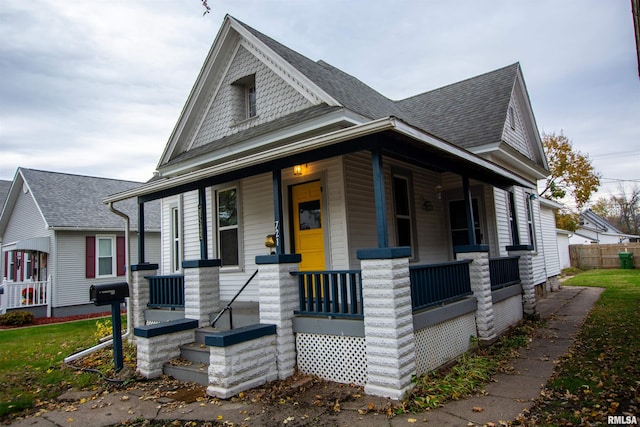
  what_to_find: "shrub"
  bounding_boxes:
[0,311,35,326]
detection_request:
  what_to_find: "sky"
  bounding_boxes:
[1,0,638,204]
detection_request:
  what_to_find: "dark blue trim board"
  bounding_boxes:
[454,245,490,253]
[255,254,302,265]
[506,245,534,252]
[131,263,159,272]
[204,323,277,347]
[182,259,222,269]
[134,318,198,338]
[357,247,411,260]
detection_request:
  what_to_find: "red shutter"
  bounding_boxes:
[86,236,96,278]
[20,252,24,281]
[116,236,125,276]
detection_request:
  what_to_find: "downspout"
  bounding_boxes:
[63,202,132,364]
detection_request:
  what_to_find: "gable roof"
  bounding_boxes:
[237,17,407,121]
[0,180,11,212]
[397,63,520,150]
[579,209,623,234]
[0,168,160,234]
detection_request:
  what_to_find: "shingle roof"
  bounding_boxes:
[237,18,408,121]
[397,63,520,149]
[237,17,519,149]
[0,180,11,212]
[19,168,160,231]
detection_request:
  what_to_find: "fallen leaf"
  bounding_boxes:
[407,418,417,423]
[472,406,484,412]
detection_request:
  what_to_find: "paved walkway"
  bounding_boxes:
[9,285,603,427]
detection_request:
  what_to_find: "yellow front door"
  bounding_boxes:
[292,180,325,271]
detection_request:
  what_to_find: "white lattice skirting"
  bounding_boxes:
[493,294,523,335]
[414,312,477,375]
[296,333,367,386]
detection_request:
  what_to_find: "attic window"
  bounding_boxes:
[509,106,516,129]
[232,74,256,121]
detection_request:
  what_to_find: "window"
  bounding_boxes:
[217,187,239,267]
[525,193,536,249]
[507,191,519,245]
[449,199,481,246]
[232,74,256,121]
[509,106,516,129]
[25,253,32,280]
[171,207,182,273]
[392,172,417,257]
[86,235,124,278]
[246,85,256,118]
[97,236,115,277]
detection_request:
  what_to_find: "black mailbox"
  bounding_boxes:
[90,282,129,306]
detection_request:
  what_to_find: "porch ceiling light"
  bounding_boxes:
[293,164,303,176]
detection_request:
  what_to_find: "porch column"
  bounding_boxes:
[455,248,496,342]
[462,176,477,246]
[255,253,301,380]
[371,149,389,248]
[137,200,146,264]
[198,187,208,260]
[507,245,536,318]
[183,259,222,328]
[272,170,284,255]
[130,263,159,329]
[357,247,415,400]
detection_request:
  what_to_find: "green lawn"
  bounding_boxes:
[525,269,640,425]
[0,317,111,418]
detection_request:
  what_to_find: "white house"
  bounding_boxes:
[0,168,160,318]
[569,209,639,244]
[105,15,561,400]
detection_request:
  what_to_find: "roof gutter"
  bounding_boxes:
[103,116,533,204]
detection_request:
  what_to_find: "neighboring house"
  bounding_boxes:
[539,198,563,292]
[556,228,572,269]
[0,180,11,281]
[569,209,639,244]
[0,168,160,318]
[105,15,561,399]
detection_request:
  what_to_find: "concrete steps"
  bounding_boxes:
[162,327,218,386]
[162,304,259,386]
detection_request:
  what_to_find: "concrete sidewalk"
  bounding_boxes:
[9,286,603,427]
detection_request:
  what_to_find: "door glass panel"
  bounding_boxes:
[298,200,321,230]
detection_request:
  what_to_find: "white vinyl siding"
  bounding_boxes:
[2,185,48,244]
[540,204,561,277]
[191,44,313,149]
[344,153,451,267]
[53,231,158,308]
[501,96,534,160]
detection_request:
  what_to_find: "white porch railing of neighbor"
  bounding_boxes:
[0,276,52,317]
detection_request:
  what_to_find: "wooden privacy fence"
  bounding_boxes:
[569,243,640,269]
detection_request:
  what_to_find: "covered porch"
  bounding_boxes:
[104,117,536,399]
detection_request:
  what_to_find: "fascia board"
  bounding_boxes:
[229,17,341,108]
[0,170,50,235]
[157,20,237,168]
[473,144,549,181]
[392,121,535,189]
[160,109,366,177]
[104,116,536,204]
[104,117,398,203]
[514,71,548,170]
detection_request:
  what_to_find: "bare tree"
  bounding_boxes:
[591,184,640,236]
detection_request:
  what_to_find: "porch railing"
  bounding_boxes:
[146,275,185,309]
[291,270,363,319]
[0,277,51,316]
[410,260,473,311]
[489,256,521,290]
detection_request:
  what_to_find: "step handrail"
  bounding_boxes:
[211,269,258,329]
